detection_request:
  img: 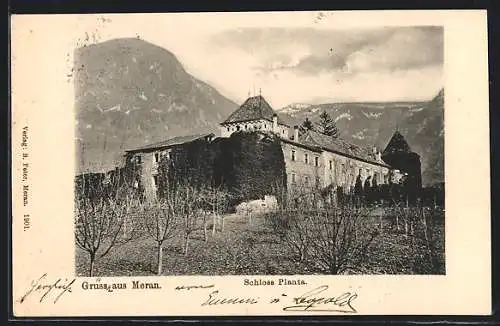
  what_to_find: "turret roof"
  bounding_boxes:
[220,95,290,126]
[382,131,413,156]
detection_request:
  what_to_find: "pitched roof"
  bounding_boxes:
[125,133,214,153]
[287,128,389,167]
[382,131,412,156]
[220,95,289,126]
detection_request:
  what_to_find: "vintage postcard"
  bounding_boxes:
[11,10,491,316]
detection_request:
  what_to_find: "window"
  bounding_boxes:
[315,157,319,167]
[136,155,142,164]
[227,127,230,132]
[305,153,309,164]
[291,150,296,161]
[154,152,160,163]
[329,160,333,170]
[152,175,159,187]
[304,176,309,185]
[236,125,240,131]
[165,151,170,160]
[291,173,296,183]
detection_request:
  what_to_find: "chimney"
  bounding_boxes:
[272,114,278,133]
[293,125,299,141]
[372,146,377,154]
[376,151,382,161]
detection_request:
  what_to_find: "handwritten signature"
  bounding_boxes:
[196,285,358,313]
[283,285,358,313]
[18,273,76,304]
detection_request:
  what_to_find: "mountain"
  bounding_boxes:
[75,38,238,173]
[278,89,444,186]
[75,38,444,186]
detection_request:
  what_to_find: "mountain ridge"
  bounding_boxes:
[76,38,444,186]
[75,38,239,173]
[276,88,444,186]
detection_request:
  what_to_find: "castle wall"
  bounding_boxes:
[320,151,389,192]
[220,120,288,138]
[131,149,171,201]
[136,152,157,200]
[281,141,390,195]
[281,141,322,193]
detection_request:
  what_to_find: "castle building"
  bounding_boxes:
[219,95,290,138]
[124,133,215,199]
[219,95,391,194]
[124,95,419,201]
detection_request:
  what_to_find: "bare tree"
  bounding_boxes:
[142,197,178,275]
[306,206,378,274]
[201,185,230,235]
[270,184,379,274]
[74,182,138,276]
[173,185,201,256]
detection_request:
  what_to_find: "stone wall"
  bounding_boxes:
[281,141,323,193]
[281,140,390,195]
[131,149,171,201]
[220,119,288,138]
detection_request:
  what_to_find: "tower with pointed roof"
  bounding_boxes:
[382,130,422,201]
[219,95,290,138]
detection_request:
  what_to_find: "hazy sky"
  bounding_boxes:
[84,14,443,108]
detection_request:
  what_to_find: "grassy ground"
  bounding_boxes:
[75,210,445,276]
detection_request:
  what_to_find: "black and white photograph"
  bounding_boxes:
[74,19,445,277]
[12,10,492,317]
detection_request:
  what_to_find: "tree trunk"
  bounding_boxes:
[157,244,163,276]
[221,216,225,232]
[203,217,208,241]
[183,234,189,256]
[422,207,429,242]
[404,217,408,237]
[212,214,216,236]
[88,253,95,277]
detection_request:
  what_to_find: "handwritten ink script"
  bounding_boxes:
[283,285,358,313]
[18,273,76,304]
[190,284,358,313]
[175,284,215,291]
